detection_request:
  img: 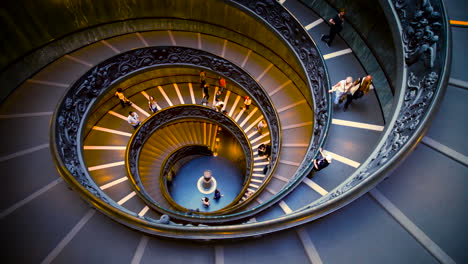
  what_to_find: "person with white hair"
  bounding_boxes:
[254,120,267,134]
[312,147,332,172]
[127,111,140,129]
[329,76,353,105]
[343,75,373,111]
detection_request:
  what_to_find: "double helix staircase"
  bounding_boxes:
[0,0,466,263]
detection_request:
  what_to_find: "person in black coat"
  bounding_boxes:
[321,8,346,47]
[213,189,223,200]
[312,148,332,172]
[257,144,271,158]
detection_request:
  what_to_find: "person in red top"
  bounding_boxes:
[218,76,226,93]
[241,96,252,111]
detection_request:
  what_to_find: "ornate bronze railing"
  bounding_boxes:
[213,0,331,217]
[53,0,456,240]
[159,145,214,212]
[51,43,290,224]
[84,73,261,136]
[252,0,450,229]
[126,105,256,220]
[305,0,450,205]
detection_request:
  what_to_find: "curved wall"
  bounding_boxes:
[0,0,310,105]
[299,0,401,121]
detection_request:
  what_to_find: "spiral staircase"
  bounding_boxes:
[0,0,466,263]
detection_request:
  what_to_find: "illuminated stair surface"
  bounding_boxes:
[0,0,466,263]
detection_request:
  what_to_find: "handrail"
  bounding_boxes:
[84,73,264,139]
[73,45,290,218]
[53,43,291,223]
[159,145,214,212]
[214,0,331,217]
[1,17,309,107]
[298,0,396,122]
[126,105,256,220]
[217,0,451,238]
[296,0,451,210]
[51,0,339,237]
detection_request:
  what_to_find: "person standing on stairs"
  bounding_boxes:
[311,148,332,173]
[148,96,158,113]
[257,143,271,160]
[213,189,223,200]
[201,84,210,106]
[254,120,267,135]
[343,75,373,111]
[127,111,141,129]
[115,88,132,107]
[202,197,210,207]
[200,70,207,87]
[329,76,353,105]
[215,90,223,102]
[218,76,226,93]
[214,90,224,112]
[241,95,252,112]
[215,100,224,112]
[321,8,346,47]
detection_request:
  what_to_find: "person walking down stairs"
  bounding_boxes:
[115,88,132,107]
[127,111,141,129]
[321,8,346,47]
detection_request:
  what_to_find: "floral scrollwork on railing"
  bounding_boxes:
[50,0,449,238]
[397,0,442,68]
[311,0,448,207]
[53,46,282,216]
[226,0,331,210]
[126,106,258,220]
[127,105,253,199]
[232,0,330,145]
[160,145,214,188]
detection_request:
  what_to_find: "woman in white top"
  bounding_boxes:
[148,96,158,113]
[329,76,353,105]
[255,120,267,134]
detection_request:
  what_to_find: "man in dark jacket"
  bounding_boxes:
[321,8,346,47]
[312,148,332,172]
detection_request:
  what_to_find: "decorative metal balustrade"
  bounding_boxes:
[51,44,291,227]
[126,105,257,221]
[49,0,448,239]
[159,145,215,212]
[294,0,450,213]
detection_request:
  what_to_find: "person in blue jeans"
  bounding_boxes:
[329,76,353,105]
[148,96,158,113]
